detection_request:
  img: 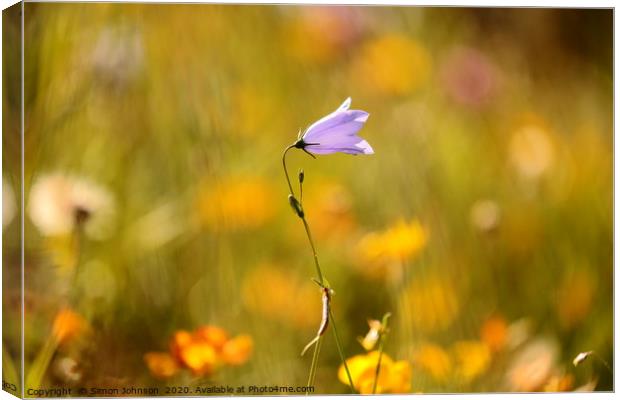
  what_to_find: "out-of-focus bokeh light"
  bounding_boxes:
[352,34,432,96]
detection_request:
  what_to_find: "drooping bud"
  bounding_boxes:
[288,194,304,218]
[298,169,305,184]
[573,351,593,367]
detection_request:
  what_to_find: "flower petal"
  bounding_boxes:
[306,111,368,142]
[306,137,374,155]
[302,97,367,143]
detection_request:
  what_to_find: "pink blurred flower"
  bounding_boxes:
[440,46,499,109]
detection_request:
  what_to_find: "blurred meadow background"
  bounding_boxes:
[2,4,613,395]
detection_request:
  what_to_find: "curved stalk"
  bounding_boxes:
[282,145,354,392]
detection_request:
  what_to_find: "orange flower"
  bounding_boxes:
[221,335,253,366]
[480,315,508,352]
[169,330,193,363]
[158,326,252,377]
[52,308,86,344]
[144,352,179,379]
[194,325,229,350]
[179,341,218,376]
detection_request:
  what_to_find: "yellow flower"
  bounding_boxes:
[195,176,276,232]
[144,352,179,380]
[338,351,411,394]
[352,35,431,96]
[52,308,87,345]
[399,274,459,333]
[412,343,452,382]
[221,334,253,366]
[357,219,427,279]
[452,341,491,383]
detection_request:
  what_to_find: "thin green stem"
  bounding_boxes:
[329,309,355,393]
[301,217,324,285]
[372,343,385,394]
[306,336,323,391]
[282,144,355,394]
[68,221,85,306]
[282,145,296,197]
[372,313,392,394]
[283,145,324,284]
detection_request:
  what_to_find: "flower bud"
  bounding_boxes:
[573,351,593,367]
[288,195,304,218]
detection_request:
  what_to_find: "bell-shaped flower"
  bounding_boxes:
[295,97,373,155]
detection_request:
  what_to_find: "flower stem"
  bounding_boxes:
[282,145,296,197]
[300,216,324,285]
[591,351,613,373]
[372,312,392,395]
[282,145,355,393]
[306,336,322,390]
[329,309,355,393]
[68,221,85,306]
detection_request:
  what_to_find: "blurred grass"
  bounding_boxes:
[2,4,613,394]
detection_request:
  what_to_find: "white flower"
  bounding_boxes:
[505,337,558,391]
[27,173,115,239]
